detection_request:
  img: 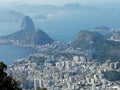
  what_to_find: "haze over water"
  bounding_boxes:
[0,0,120,65]
[0,44,36,65]
[0,8,120,42]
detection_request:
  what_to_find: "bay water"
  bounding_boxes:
[0,44,36,65]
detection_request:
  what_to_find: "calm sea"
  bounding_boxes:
[0,44,36,65]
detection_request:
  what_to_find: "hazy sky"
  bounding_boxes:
[0,0,120,6]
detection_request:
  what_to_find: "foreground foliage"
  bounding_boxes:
[102,71,120,81]
[0,62,22,90]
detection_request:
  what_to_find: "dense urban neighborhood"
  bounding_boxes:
[7,40,120,90]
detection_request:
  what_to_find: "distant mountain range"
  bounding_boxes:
[7,3,99,14]
[93,26,110,31]
[32,15,47,20]
[0,16,54,45]
[0,10,25,22]
[0,10,49,22]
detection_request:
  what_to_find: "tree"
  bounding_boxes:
[102,71,120,81]
[0,62,22,90]
[37,87,47,90]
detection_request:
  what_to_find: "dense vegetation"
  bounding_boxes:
[0,62,22,90]
[71,30,120,63]
[29,55,47,65]
[54,53,75,59]
[102,71,120,81]
[94,40,120,63]
[37,87,47,90]
[71,30,104,49]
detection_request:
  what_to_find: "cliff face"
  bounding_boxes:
[20,16,35,30]
[0,16,54,45]
[71,30,104,49]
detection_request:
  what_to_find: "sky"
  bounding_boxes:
[0,0,120,6]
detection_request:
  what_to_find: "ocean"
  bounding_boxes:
[0,9,120,42]
[0,44,36,65]
[0,9,120,65]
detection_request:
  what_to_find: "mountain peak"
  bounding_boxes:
[21,16,35,30]
[0,16,54,45]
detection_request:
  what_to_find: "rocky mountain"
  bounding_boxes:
[21,16,35,30]
[0,16,54,45]
[94,26,110,31]
[93,26,111,35]
[70,30,120,63]
[71,30,104,49]
[106,30,120,41]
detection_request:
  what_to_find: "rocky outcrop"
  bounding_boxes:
[0,16,54,45]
